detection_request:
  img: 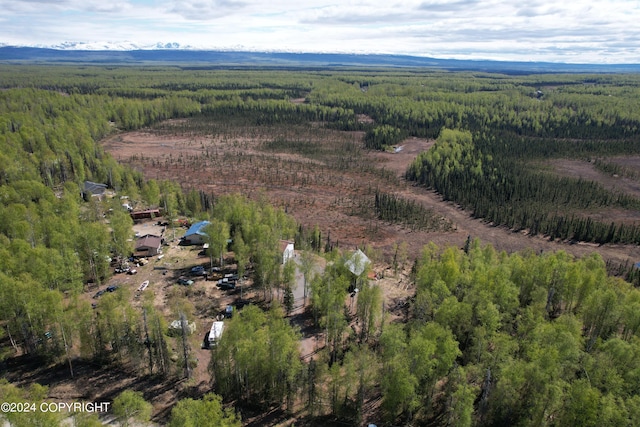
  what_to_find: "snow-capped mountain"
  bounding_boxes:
[2,44,639,73]
[30,41,189,51]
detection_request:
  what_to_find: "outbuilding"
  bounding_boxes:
[345,248,372,292]
[168,319,196,336]
[345,249,371,277]
[130,209,161,221]
[280,240,295,264]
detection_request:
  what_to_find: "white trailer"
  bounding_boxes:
[208,321,225,347]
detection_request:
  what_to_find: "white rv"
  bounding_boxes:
[208,321,225,347]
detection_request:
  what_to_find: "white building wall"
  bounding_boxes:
[282,243,294,264]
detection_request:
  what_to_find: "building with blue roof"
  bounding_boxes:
[182,220,210,245]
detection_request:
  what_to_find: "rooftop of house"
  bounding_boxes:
[279,240,294,253]
[184,220,211,237]
[345,249,371,276]
[135,234,162,249]
[83,180,108,195]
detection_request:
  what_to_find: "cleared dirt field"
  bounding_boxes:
[547,158,640,206]
[103,120,640,269]
[102,123,448,260]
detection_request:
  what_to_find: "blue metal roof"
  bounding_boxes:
[184,220,210,237]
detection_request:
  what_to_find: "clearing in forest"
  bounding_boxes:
[103,117,640,269]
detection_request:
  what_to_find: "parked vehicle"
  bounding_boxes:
[127,269,138,275]
[208,321,225,347]
[224,305,234,318]
[218,282,236,291]
[178,277,194,286]
[93,289,106,299]
[190,266,206,276]
[106,285,119,292]
[137,280,149,291]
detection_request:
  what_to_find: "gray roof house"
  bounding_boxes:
[345,249,371,277]
[83,181,108,200]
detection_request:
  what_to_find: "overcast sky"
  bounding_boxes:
[1,0,639,63]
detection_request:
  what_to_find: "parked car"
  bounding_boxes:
[106,285,119,292]
[93,289,106,299]
[178,277,194,286]
[190,266,206,276]
[218,282,236,291]
[127,269,138,275]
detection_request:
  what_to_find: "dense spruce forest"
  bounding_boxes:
[1,64,640,426]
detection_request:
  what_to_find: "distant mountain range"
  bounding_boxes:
[1,44,639,74]
[30,41,189,51]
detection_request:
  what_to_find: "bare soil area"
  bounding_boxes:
[103,123,640,268]
[547,158,640,203]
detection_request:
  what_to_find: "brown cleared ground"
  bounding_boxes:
[103,121,640,269]
[102,124,450,260]
[547,158,640,205]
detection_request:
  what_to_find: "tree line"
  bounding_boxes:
[374,190,449,231]
[407,129,640,244]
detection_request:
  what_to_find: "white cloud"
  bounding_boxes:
[1,0,640,63]
[1,0,133,13]
[168,0,249,20]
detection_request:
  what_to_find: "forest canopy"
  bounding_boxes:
[2,64,640,426]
